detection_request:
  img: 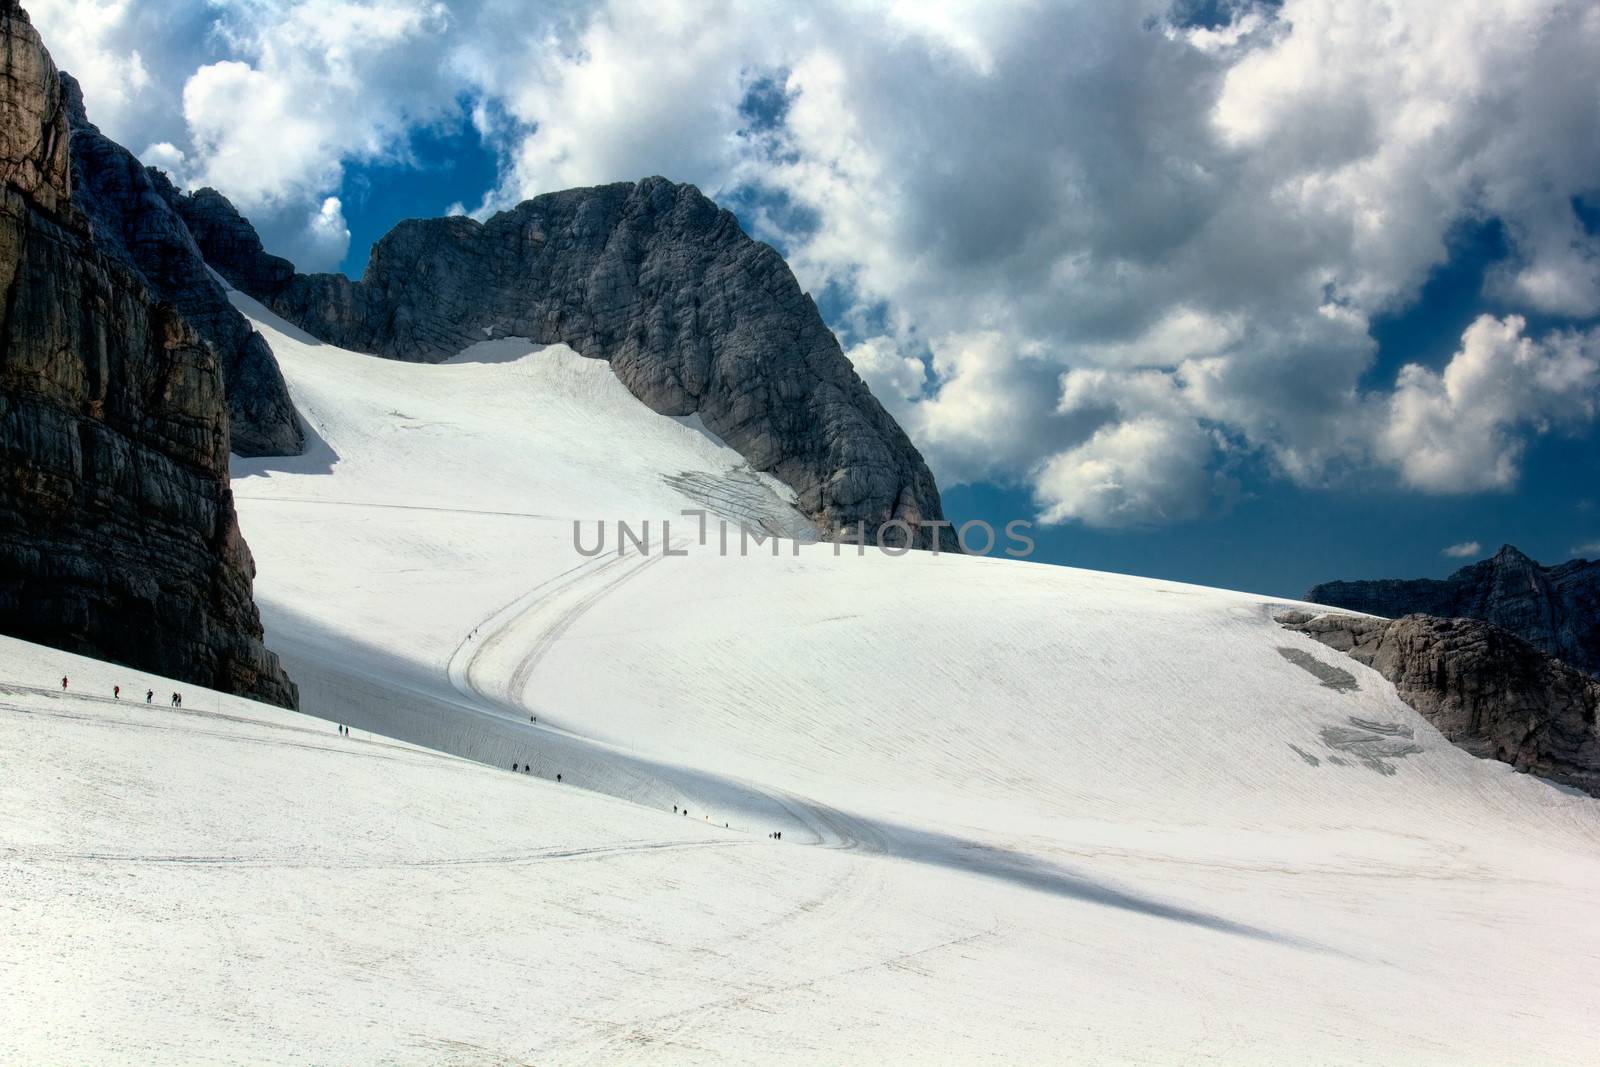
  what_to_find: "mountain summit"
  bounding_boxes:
[175,179,956,550]
[1306,545,1600,675]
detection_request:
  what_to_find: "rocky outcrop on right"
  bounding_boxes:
[179,178,957,550]
[0,0,295,706]
[1307,544,1600,676]
[58,72,303,458]
[1280,611,1600,797]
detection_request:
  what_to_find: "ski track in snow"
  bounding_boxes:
[5,291,1600,1064]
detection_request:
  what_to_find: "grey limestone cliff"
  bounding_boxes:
[58,72,303,458]
[177,179,956,550]
[1307,544,1600,676]
[1280,611,1600,797]
[0,0,295,706]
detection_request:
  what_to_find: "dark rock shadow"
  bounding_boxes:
[230,413,339,478]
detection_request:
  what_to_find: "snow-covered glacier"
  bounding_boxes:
[4,292,1598,1065]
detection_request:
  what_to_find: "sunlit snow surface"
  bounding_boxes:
[4,291,1600,1064]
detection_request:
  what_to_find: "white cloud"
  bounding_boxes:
[1035,417,1216,527]
[1442,541,1482,559]
[38,0,466,268]
[181,60,339,211]
[1380,315,1600,493]
[139,141,188,184]
[276,196,352,272]
[844,337,927,412]
[27,1,158,136]
[1572,541,1600,557]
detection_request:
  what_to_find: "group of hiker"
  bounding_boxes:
[666,802,777,837]
[511,761,562,784]
[59,673,793,842]
[61,677,179,706]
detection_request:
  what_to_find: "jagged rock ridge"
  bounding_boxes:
[179,179,957,550]
[1280,611,1600,797]
[58,73,304,458]
[0,0,295,706]
[1307,544,1600,676]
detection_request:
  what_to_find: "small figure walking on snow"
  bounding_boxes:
[145,689,153,703]
[556,773,562,783]
[113,685,120,699]
[61,676,68,690]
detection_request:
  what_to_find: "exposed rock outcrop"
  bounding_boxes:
[1280,611,1600,797]
[0,0,295,706]
[180,179,956,550]
[58,73,303,458]
[1307,544,1600,676]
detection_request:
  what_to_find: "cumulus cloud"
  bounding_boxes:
[1380,316,1600,492]
[27,1,167,140]
[34,0,1600,516]
[35,0,466,270]
[275,196,352,272]
[1442,541,1482,559]
[1035,417,1217,527]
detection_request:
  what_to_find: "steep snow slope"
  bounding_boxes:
[6,290,1600,1064]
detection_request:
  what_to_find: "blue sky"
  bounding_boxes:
[36,0,1600,597]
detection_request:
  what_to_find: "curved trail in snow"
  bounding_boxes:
[436,546,881,853]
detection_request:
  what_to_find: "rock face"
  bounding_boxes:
[1307,544,1600,676]
[58,73,304,458]
[182,178,956,549]
[1280,611,1600,797]
[0,1,295,707]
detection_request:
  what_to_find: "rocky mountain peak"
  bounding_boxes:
[1490,543,1532,564]
[59,70,304,458]
[184,176,958,551]
[1307,545,1600,676]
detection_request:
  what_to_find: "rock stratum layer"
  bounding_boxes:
[1280,611,1600,797]
[58,73,303,458]
[0,1,295,707]
[1307,544,1600,676]
[180,178,956,549]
